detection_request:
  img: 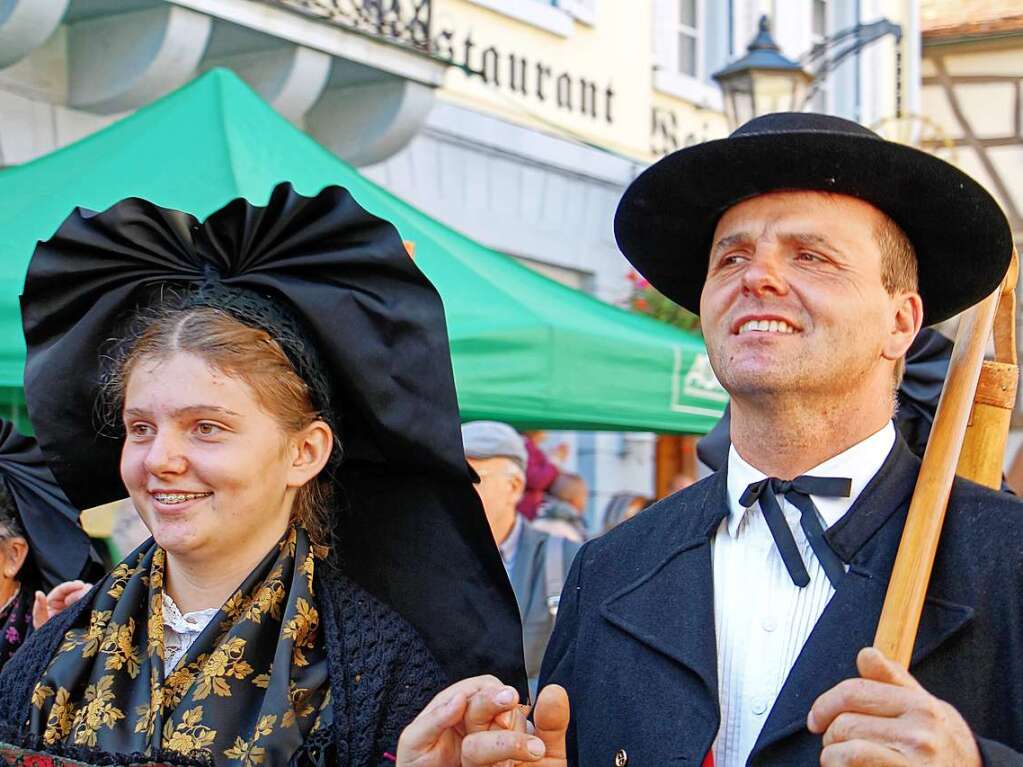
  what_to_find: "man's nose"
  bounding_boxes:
[740,250,789,298]
[143,432,187,475]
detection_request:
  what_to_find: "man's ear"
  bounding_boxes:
[286,421,333,490]
[508,466,526,504]
[883,291,923,362]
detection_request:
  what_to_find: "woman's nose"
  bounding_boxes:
[143,432,187,475]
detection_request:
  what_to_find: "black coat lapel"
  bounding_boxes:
[600,471,727,720]
[751,437,975,762]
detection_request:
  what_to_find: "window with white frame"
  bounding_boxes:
[653,0,728,108]
[677,0,699,77]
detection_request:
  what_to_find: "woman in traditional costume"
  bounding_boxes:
[0,419,98,668]
[0,184,525,766]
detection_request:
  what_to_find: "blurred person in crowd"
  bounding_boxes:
[517,430,564,519]
[0,419,98,664]
[534,472,588,543]
[462,421,581,696]
[0,489,34,666]
[600,492,652,534]
[666,472,695,495]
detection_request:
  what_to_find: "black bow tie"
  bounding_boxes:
[739,475,851,588]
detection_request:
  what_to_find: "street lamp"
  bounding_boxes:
[712,15,813,130]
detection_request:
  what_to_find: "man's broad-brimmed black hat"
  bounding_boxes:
[615,112,1013,324]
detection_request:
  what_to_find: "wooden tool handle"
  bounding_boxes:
[873,271,1007,666]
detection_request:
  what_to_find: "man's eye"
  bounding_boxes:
[721,253,748,266]
[797,251,822,262]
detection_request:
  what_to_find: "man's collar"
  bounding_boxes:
[498,513,523,565]
[725,421,897,537]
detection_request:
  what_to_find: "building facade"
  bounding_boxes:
[0,0,914,524]
[918,0,1023,475]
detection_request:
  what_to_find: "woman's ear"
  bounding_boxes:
[286,421,334,489]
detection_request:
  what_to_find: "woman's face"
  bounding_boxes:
[120,351,303,564]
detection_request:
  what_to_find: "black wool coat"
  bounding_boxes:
[539,437,1023,766]
[0,564,446,767]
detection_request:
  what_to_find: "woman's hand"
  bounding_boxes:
[32,580,91,629]
[396,678,570,767]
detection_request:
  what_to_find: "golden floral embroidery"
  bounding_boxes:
[149,550,165,590]
[59,609,111,657]
[101,618,141,679]
[278,527,298,557]
[71,675,124,748]
[106,561,138,600]
[251,672,270,689]
[31,684,54,709]
[163,706,217,754]
[301,552,316,594]
[309,689,332,734]
[283,599,318,668]
[242,572,286,625]
[147,594,164,660]
[223,714,277,766]
[133,686,161,737]
[220,591,246,624]
[42,687,74,745]
[191,637,254,700]
[30,527,330,765]
[282,680,315,728]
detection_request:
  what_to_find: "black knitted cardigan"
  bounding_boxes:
[0,564,446,767]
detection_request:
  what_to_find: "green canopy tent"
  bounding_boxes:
[0,69,727,434]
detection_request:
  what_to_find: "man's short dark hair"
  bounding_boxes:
[876,215,919,387]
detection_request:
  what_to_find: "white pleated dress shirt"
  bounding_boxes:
[712,421,895,767]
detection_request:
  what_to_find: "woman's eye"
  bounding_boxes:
[195,422,222,436]
[128,423,153,438]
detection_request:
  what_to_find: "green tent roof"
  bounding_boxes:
[0,69,726,433]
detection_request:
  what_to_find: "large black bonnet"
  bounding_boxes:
[21,183,527,695]
[615,112,1013,324]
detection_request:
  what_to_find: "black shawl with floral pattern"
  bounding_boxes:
[0,528,444,767]
[30,527,329,765]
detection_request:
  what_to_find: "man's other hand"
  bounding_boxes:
[808,647,981,766]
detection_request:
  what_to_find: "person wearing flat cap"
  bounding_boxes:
[535,112,1023,766]
[460,421,581,698]
[0,183,571,767]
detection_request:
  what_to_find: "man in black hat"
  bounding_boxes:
[537,113,1023,766]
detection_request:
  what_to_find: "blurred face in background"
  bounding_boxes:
[468,456,525,545]
[0,524,28,605]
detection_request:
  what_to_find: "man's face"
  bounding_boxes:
[467,456,524,543]
[700,191,919,402]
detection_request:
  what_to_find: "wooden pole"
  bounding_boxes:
[957,254,1019,488]
[873,252,1017,666]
